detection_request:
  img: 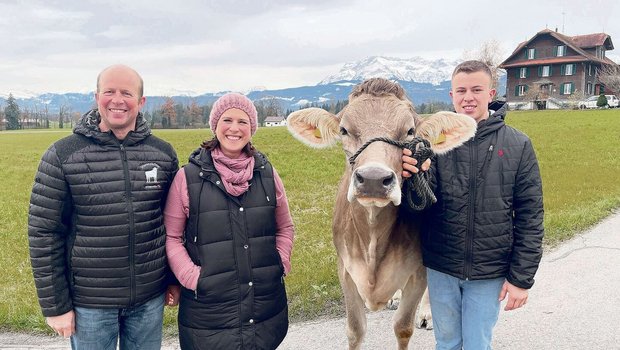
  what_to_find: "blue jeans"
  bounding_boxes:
[426,268,504,350]
[70,293,165,350]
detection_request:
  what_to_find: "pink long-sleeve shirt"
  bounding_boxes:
[164,166,295,291]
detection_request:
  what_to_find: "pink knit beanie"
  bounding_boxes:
[209,93,258,135]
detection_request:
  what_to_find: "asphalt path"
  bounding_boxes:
[2,210,619,349]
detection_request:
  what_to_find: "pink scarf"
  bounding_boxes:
[211,148,255,197]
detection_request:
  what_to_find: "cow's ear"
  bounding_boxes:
[415,111,477,155]
[287,108,340,148]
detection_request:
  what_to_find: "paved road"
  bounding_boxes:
[2,211,619,349]
[280,210,620,349]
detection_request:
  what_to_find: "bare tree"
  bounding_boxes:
[187,99,203,127]
[520,87,538,110]
[42,103,50,128]
[21,106,31,129]
[565,90,585,110]
[254,96,283,125]
[160,97,177,128]
[59,103,70,129]
[463,39,506,92]
[597,64,620,95]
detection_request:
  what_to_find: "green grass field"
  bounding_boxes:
[1,109,619,333]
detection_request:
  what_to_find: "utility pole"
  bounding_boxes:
[562,11,565,33]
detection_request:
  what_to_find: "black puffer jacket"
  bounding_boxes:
[421,103,544,289]
[28,109,178,317]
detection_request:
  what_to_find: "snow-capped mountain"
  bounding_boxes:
[320,56,460,86]
[2,56,507,115]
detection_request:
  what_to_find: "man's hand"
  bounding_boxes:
[402,148,431,178]
[46,310,75,338]
[166,285,181,306]
[499,280,528,311]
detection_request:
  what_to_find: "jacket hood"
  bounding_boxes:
[476,101,507,139]
[73,109,152,146]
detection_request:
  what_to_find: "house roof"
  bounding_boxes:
[500,28,615,68]
[264,116,285,122]
[500,55,587,68]
[571,33,613,49]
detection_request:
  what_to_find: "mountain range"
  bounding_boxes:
[1,56,506,115]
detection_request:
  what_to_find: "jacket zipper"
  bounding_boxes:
[465,140,477,280]
[120,143,136,305]
[480,145,493,178]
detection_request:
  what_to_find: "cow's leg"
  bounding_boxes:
[392,273,426,350]
[415,287,433,330]
[338,263,367,350]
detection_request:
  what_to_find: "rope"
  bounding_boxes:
[348,137,436,211]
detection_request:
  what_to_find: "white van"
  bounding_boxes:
[578,94,619,109]
[607,95,620,108]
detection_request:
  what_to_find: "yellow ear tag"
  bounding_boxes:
[313,128,322,139]
[433,133,446,145]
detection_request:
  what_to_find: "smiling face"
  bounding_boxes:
[95,65,145,139]
[215,108,252,158]
[450,71,496,123]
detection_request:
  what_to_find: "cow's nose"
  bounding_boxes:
[354,167,396,196]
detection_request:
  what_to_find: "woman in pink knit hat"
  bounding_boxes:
[163,92,294,349]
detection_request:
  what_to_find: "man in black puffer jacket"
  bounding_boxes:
[28,64,179,350]
[403,60,544,349]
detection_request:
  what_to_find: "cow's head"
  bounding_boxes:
[288,78,476,208]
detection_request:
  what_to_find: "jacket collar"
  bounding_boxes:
[73,109,152,146]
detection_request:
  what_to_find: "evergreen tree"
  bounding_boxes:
[597,94,608,108]
[5,94,21,130]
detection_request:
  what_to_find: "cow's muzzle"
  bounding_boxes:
[348,163,401,207]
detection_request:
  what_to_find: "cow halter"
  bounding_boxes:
[348,137,436,211]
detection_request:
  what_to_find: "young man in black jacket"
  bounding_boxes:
[28,64,179,350]
[403,60,544,349]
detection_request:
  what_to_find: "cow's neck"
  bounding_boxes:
[349,201,398,286]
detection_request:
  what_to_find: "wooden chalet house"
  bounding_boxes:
[499,28,619,110]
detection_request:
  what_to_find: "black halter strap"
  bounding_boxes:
[348,137,436,211]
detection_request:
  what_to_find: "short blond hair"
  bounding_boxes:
[452,60,493,80]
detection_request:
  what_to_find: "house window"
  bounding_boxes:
[588,64,593,76]
[587,83,593,95]
[561,82,574,95]
[540,65,551,77]
[515,85,528,96]
[519,67,528,78]
[527,48,536,59]
[556,45,566,57]
[562,64,576,76]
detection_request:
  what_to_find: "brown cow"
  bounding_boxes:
[287,78,476,350]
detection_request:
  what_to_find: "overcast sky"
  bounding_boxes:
[1,0,619,97]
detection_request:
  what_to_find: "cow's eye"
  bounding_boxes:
[340,127,348,136]
[407,128,415,136]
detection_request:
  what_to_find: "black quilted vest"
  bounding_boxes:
[178,148,288,350]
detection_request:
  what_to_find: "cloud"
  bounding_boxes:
[0,0,619,95]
